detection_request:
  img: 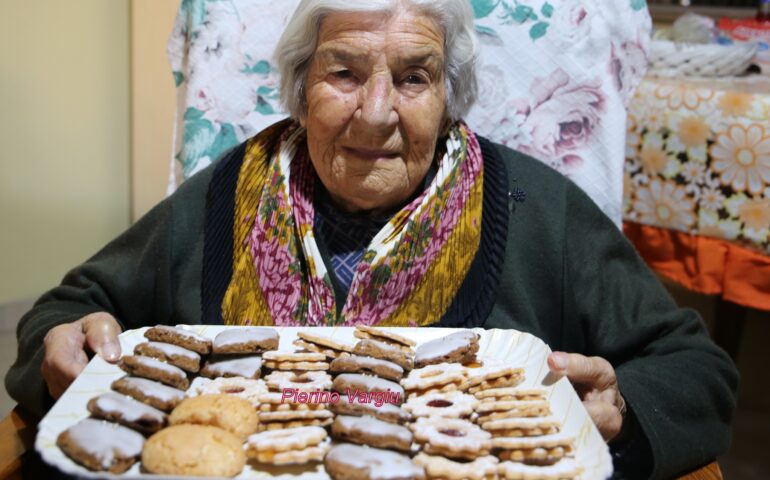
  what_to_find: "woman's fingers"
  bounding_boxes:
[548,352,616,390]
[584,399,623,441]
[41,323,89,398]
[40,312,123,399]
[81,312,122,362]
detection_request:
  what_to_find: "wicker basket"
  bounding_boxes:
[648,40,759,78]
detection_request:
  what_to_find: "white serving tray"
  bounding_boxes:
[35,326,613,479]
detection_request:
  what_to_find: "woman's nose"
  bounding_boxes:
[359,74,397,129]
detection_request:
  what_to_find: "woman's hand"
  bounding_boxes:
[41,312,122,399]
[547,352,626,442]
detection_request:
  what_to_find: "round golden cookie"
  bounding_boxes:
[141,424,245,477]
[169,394,258,441]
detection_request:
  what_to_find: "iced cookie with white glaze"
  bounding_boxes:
[212,327,279,354]
[87,392,167,434]
[414,331,479,368]
[118,355,189,390]
[134,341,201,373]
[200,355,263,379]
[56,418,144,474]
[111,376,186,412]
[324,443,425,480]
[144,325,211,354]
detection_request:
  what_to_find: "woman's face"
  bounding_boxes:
[303,9,447,214]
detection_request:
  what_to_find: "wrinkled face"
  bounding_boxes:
[302,9,447,213]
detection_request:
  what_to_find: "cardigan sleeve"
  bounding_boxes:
[562,181,738,479]
[4,167,212,417]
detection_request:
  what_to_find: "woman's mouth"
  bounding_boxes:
[342,146,400,160]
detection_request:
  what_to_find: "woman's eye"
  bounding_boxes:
[333,69,354,79]
[403,73,426,85]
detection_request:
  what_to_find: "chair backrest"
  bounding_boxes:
[167,0,651,226]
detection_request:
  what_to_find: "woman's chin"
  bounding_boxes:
[329,186,410,215]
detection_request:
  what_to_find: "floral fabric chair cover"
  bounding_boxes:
[167,0,651,226]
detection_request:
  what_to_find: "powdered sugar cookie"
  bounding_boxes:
[403,391,478,419]
[414,331,479,368]
[111,376,186,412]
[190,377,267,408]
[493,433,575,465]
[258,391,330,411]
[406,380,466,400]
[263,360,330,371]
[354,338,414,371]
[331,414,413,452]
[476,399,553,417]
[262,351,327,362]
[411,417,492,460]
[354,325,416,349]
[265,370,332,392]
[87,392,167,434]
[118,355,189,390]
[134,341,201,373]
[259,409,334,422]
[498,458,583,479]
[481,416,561,437]
[212,327,279,354]
[414,452,499,480]
[463,361,525,392]
[401,363,467,391]
[56,418,144,474]
[200,355,263,379]
[294,331,354,359]
[466,373,525,394]
[257,417,333,432]
[324,443,426,480]
[144,325,211,354]
[246,426,330,465]
[475,388,548,403]
[330,353,404,382]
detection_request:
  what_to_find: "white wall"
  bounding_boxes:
[130,0,179,221]
[0,1,130,304]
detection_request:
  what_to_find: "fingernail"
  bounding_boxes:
[551,352,568,371]
[99,342,120,362]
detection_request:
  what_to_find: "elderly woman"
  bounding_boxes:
[6,0,734,478]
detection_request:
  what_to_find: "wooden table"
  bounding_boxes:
[0,407,722,479]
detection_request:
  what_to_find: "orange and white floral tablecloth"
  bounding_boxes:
[623,75,770,310]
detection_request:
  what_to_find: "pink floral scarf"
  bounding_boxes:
[221,120,484,327]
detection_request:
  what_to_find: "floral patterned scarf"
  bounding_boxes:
[221,120,483,327]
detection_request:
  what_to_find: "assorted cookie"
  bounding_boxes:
[294,330,355,359]
[168,394,258,441]
[246,426,331,465]
[55,326,585,479]
[141,424,246,477]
